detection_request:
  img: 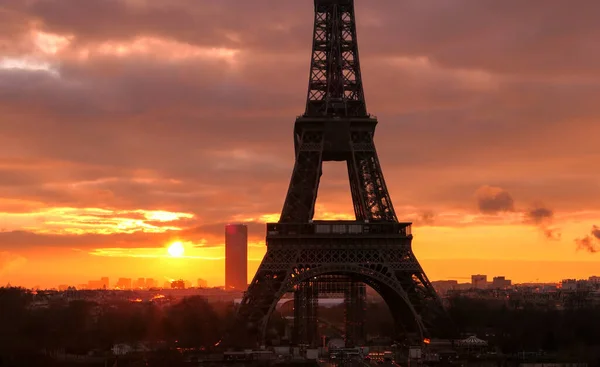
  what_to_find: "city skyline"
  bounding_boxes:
[1,0,600,288]
[23,272,600,292]
[8,257,600,290]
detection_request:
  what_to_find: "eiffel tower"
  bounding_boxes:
[226,0,451,348]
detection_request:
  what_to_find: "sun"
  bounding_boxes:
[167,241,185,257]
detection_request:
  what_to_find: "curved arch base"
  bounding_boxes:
[223,239,454,348]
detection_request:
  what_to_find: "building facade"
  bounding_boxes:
[225,224,248,291]
[471,274,488,289]
[492,276,512,289]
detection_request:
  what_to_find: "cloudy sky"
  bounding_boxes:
[1,0,599,288]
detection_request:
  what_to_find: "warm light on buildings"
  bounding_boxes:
[225,224,248,291]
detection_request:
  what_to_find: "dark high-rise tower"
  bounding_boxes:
[225,224,248,290]
[225,0,452,347]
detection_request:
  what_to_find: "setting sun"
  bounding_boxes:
[167,241,185,257]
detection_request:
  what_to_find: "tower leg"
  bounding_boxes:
[293,281,319,346]
[223,240,453,349]
[344,280,366,347]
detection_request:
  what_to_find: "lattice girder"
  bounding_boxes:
[293,281,319,345]
[305,0,367,117]
[281,116,397,223]
[225,234,451,347]
[280,129,324,223]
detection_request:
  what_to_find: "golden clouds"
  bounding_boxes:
[0,30,72,75]
[33,30,73,55]
[79,37,241,65]
[0,207,194,235]
[1,26,241,78]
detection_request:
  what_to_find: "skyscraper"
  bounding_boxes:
[225,224,248,290]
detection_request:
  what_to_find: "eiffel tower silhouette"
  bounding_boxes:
[225,0,452,348]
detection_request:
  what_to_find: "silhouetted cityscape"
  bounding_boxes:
[3,223,599,365]
[2,0,599,366]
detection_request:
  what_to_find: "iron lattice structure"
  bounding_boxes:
[292,275,366,347]
[224,0,452,348]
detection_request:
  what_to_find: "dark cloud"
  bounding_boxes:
[0,0,312,56]
[525,205,554,225]
[575,225,600,253]
[358,0,600,76]
[523,204,562,241]
[416,211,435,226]
[475,186,515,214]
[543,228,562,241]
[4,0,600,75]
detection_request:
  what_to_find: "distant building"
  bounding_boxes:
[58,284,69,291]
[134,278,145,289]
[560,279,577,290]
[431,280,458,296]
[145,278,156,289]
[225,224,248,291]
[491,276,512,289]
[471,274,487,289]
[197,278,208,288]
[88,280,104,289]
[116,278,132,290]
[561,278,592,291]
[171,279,185,289]
[87,277,110,290]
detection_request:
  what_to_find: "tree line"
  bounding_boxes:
[2,287,600,362]
[0,287,231,359]
[447,294,600,361]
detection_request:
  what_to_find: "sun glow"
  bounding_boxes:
[167,241,185,258]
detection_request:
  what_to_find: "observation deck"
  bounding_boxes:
[266,221,412,239]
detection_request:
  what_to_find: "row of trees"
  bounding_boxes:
[448,295,600,358]
[0,287,231,357]
[3,287,600,359]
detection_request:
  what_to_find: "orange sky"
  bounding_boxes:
[1,0,599,289]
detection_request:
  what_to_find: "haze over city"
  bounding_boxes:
[1,0,600,289]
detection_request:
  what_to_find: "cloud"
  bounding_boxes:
[475,186,515,214]
[415,211,436,226]
[543,228,562,241]
[472,187,563,240]
[0,0,599,257]
[523,204,562,241]
[525,205,554,225]
[575,225,600,253]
